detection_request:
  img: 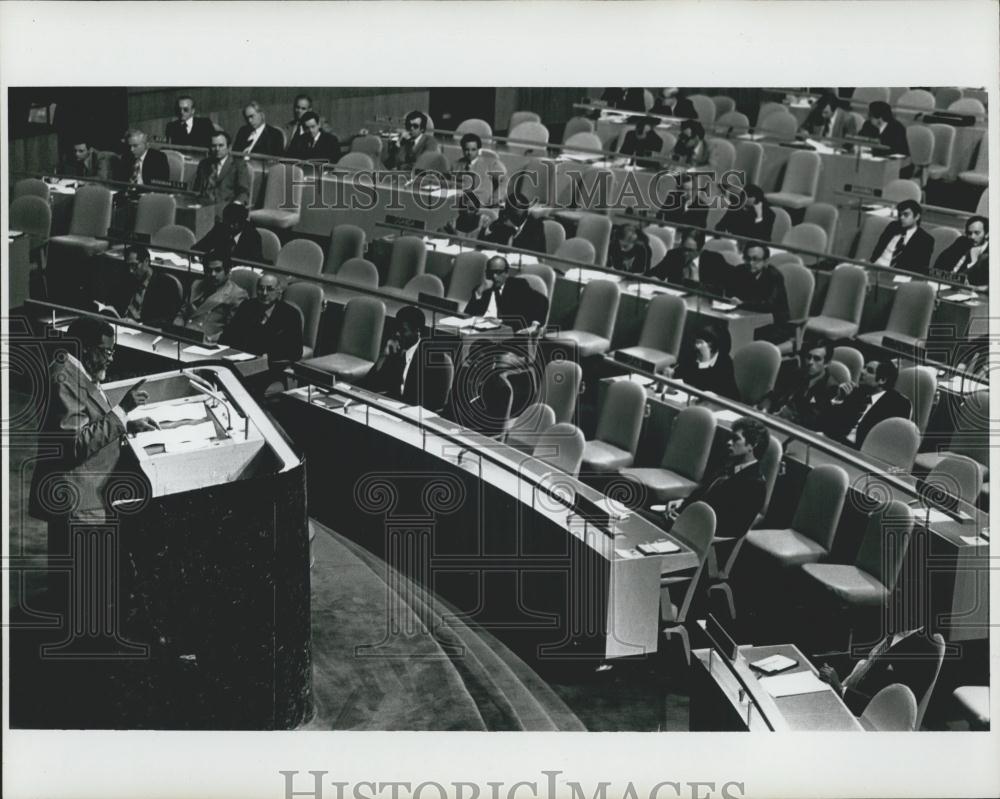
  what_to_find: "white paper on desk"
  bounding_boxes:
[892,274,912,283]
[133,420,217,450]
[437,316,477,329]
[758,670,831,698]
[224,351,257,361]
[636,539,681,555]
[615,548,643,560]
[151,249,192,267]
[183,344,225,356]
[563,268,620,284]
[960,535,989,547]
[114,324,140,336]
[711,300,738,311]
[132,401,208,424]
[942,292,978,303]
[910,505,961,525]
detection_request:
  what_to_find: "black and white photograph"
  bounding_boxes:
[3,2,998,798]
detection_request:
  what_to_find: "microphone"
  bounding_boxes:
[182,370,232,431]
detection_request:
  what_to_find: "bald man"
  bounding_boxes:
[221,273,303,365]
[117,129,170,185]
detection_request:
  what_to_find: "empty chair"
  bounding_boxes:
[766,151,821,210]
[852,87,890,105]
[324,224,366,277]
[914,389,989,476]
[882,178,922,203]
[853,213,892,261]
[860,418,921,471]
[688,94,717,126]
[711,95,736,118]
[581,380,646,473]
[660,501,716,666]
[575,214,613,266]
[257,227,281,265]
[782,222,828,262]
[402,273,444,300]
[858,281,935,348]
[531,423,586,478]
[924,454,983,507]
[133,193,176,237]
[758,111,797,139]
[282,281,324,359]
[336,152,374,173]
[455,118,494,144]
[564,131,603,153]
[301,296,386,381]
[48,184,113,257]
[894,366,937,434]
[958,139,988,187]
[774,261,815,354]
[228,267,259,297]
[333,257,379,289]
[554,237,596,266]
[620,405,716,503]
[15,177,51,201]
[10,195,52,263]
[276,238,324,279]
[734,140,764,185]
[542,360,582,424]
[926,123,956,181]
[505,402,556,454]
[948,98,986,117]
[151,223,196,251]
[507,121,550,155]
[929,226,961,265]
[350,134,383,161]
[896,89,936,113]
[934,87,963,108]
[250,163,304,230]
[160,149,186,184]
[803,203,839,252]
[706,138,736,174]
[769,206,792,245]
[508,110,541,131]
[562,116,595,141]
[542,219,566,254]
[859,684,918,732]
[716,111,750,136]
[550,279,620,357]
[446,251,487,303]
[756,101,787,126]
[805,263,867,341]
[732,341,781,405]
[906,126,935,184]
[521,262,556,303]
[385,236,427,289]
[833,345,864,382]
[616,294,686,372]
[743,464,849,568]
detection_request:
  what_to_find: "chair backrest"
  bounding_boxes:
[759,111,797,139]
[861,418,922,471]
[734,140,764,185]
[928,123,956,169]
[756,101,787,126]
[594,379,646,455]
[915,634,946,730]
[257,227,281,265]
[575,214,613,266]
[446,251,487,302]
[707,138,736,173]
[564,131,603,152]
[555,237,596,266]
[228,267,259,297]
[826,361,850,385]
[820,264,867,324]
[351,134,383,160]
[951,390,989,466]
[403,273,444,299]
[854,214,892,260]
[520,262,556,301]
[646,233,667,267]
[707,208,727,233]
[883,178,922,204]
[906,125,935,167]
[338,296,386,362]
[775,261,815,326]
[419,351,454,415]
[283,281,324,353]
[162,149,186,184]
[860,684,918,732]
[855,499,913,594]
[509,110,541,131]
[929,226,961,265]
[769,206,792,245]
[782,222,828,254]
[934,87,963,108]
[644,225,675,252]
[660,405,717,482]
[413,151,450,176]
[15,177,50,201]
[638,294,687,358]
[703,237,737,254]
[779,150,821,197]
[732,341,781,405]
[803,203,839,250]
[541,219,567,255]
[975,187,988,216]
[969,137,988,173]
[758,434,783,521]
[886,282,936,341]
[791,463,848,551]
[262,163,304,213]
[897,89,936,112]
[276,238,324,278]
[386,236,427,288]
[455,118,494,144]
[151,223,196,251]
[716,111,750,135]
[543,360,582,424]
[337,257,379,289]
[336,152,374,173]
[507,121,550,154]
[895,365,936,434]
[668,501,717,622]
[689,94,717,126]
[68,184,113,238]
[572,279,620,340]
[925,454,983,507]
[711,95,737,118]
[134,193,177,237]
[506,402,556,452]
[562,116,595,141]
[532,422,585,477]
[947,98,986,116]
[832,346,864,382]
[324,224,366,275]
[10,195,52,249]
[852,87,890,104]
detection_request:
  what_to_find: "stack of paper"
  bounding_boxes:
[637,539,681,555]
[131,401,208,425]
[711,300,738,312]
[224,351,257,362]
[183,344,224,356]
[562,268,620,284]
[941,292,978,303]
[437,316,477,329]
[758,670,830,698]
[133,420,217,451]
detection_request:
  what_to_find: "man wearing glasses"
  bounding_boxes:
[221,273,303,368]
[387,110,440,171]
[165,95,216,150]
[727,242,791,346]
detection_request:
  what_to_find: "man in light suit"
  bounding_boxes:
[232,101,285,157]
[192,131,251,208]
[175,252,248,343]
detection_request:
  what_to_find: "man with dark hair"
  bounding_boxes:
[166,95,216,149]
[387,110,440,171]
[728,242,791,344]
[233,101,285,156]
[357,305,428,403]
[671,119,709,166]
[99,245,182,328]
[465,255,549,334]
[934,215,989,287]
[194,202,263,263]
[285,110,341,162]
[193,131,251,207]
[799,92,859,140]
[663,325,740,399]
[715,184,776,242]
[221,273,303,366]
[619,115,664,169]
[117,129,170,186]
[822,359,913,447]
[175,252,248,343]
[646,227,728,293]
[452,132,506,206]
[60,138,109,179]
[658,171,711,230]
[858,100,909,157]
[284,94,314,152]
[870,199,934,274]
[768,340,836,430]
[480,193,547,253]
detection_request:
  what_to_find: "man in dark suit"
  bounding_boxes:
[165,95,216,150]
[870,200,935,274]
[284,94,314,154]
[357,305,432,405]
[99,245,182,328]
[480,196,548,254]
[117,129,170,186]
[192,131,251,207]
[386,110,440,171]
[464,256,549,334]
[618,116,664,169]
[934,215,988,287]
[822,359,913,447]
[715,184,777,243]
[232,101,285,157]
[727,242,792,345]
[646,227,729,294]
[285,111,341,162]
[766,340,837,430]
[658,171,711,230]
[194,202,264,263]
[221,273,303,366]
[858,100,909,157]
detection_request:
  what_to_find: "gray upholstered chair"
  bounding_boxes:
[324,224,366,275]
[805,264,867,341]
[615,294,687,372]
[301,296,385,381]
[531,422,586,478]
[550,279,620,357]
[580,380,646,473]
[542,360,582,424]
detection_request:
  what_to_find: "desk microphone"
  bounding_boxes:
[183,374,232,432]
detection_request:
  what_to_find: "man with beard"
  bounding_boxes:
[174,252,248,343]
